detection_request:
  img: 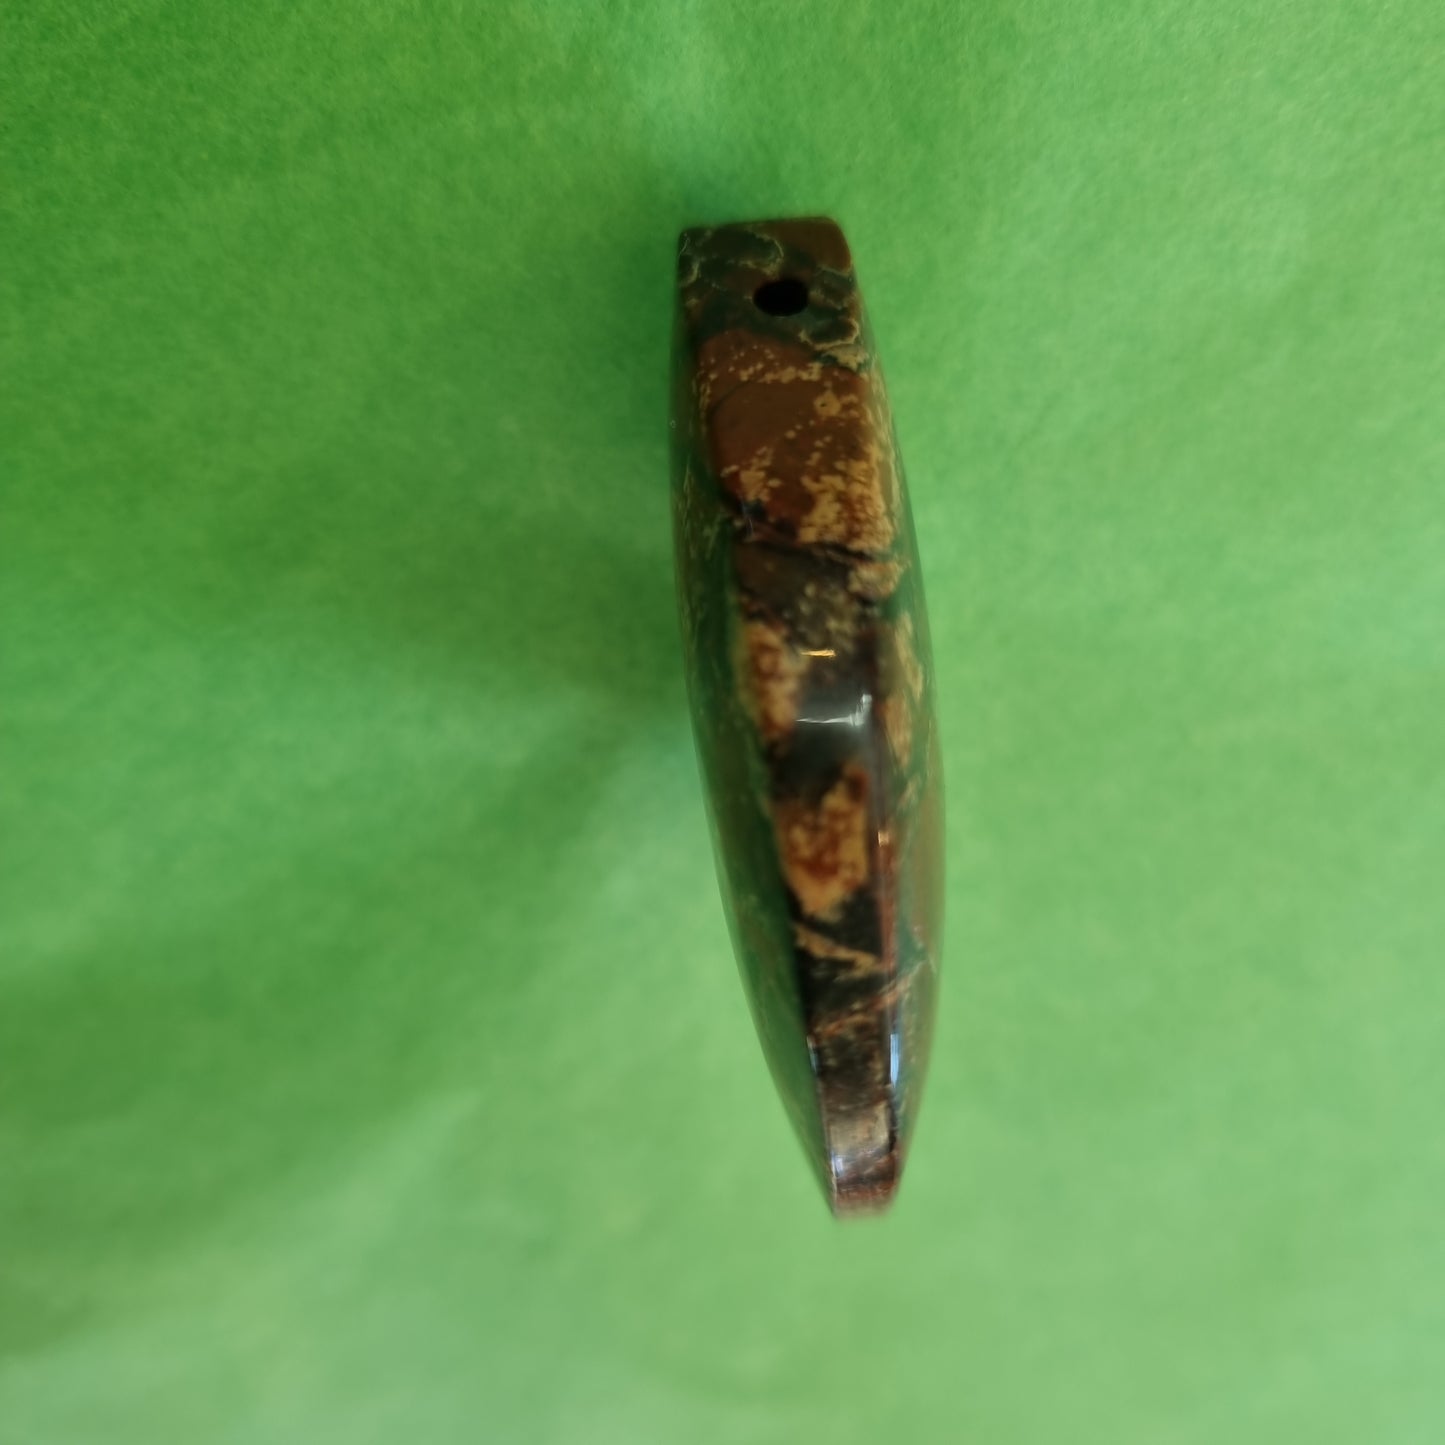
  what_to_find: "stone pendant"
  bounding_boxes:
[671,217,943,1215]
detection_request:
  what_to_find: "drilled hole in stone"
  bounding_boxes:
[753,276,809,316]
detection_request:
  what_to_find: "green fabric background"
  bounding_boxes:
[4,2,1444,1440]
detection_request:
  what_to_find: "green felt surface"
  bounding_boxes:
[4,3,1445,1441]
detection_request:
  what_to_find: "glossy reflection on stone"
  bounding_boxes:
[671,217,943,1216]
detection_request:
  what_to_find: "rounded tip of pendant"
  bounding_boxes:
[821,1109,904,1218]
[828,1171,901,1219]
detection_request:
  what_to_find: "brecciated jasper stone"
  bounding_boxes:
[671,217,943,1215]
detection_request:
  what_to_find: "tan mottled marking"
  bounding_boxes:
[881,694,912,766]
[849,558,905,601]
[699,331,901,554]
[739,619,802,743]
[795,436,894,550]
[774,763,871,920]
[793,923,881,973]
[824,340,869,371]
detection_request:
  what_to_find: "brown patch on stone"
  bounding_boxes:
[732,546,858,657]
[700,330,899,555]
[774,763,871,920]
[765,217,853,273]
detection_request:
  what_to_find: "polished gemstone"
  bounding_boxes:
[671,217,943,1215]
